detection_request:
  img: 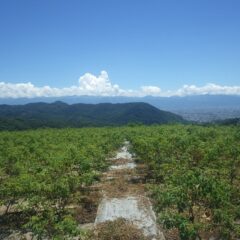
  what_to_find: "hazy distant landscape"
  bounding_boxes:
[174,107,240,122]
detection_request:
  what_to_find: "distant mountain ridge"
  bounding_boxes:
[0,102,184,130]
[0,95,240,122]
[1,95,240,109]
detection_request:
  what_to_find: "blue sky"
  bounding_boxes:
[0,0,240,97]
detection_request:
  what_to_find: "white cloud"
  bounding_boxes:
[0,71,240,98]
[78,70,121,95]
[141,86,162,96]
[0,82,62,98]
[173,83,240,97]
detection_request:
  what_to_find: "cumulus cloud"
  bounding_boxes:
[0,71,240,98]
[78,71,121,95]
[0,71,123,98]
[0,82,60,98]
[173,83,240,97]
[141,86,162,96]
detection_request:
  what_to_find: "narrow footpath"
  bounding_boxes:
[94,141,165,240]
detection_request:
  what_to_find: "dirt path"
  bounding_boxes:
[94,141,165,240]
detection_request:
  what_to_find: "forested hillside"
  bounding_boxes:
[0,102,184,130]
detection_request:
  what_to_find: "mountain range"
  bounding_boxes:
[0,102,184,130]
[0,95,239,122]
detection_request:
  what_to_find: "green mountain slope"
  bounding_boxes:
[0,102,184,130]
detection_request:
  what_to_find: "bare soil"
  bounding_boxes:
[92,142,165,240]
[88,218,149,240]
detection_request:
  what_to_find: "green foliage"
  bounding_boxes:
[0,124,239,239]
[129,125,240,239]
[25,214,80,239]
[0,127,124,238]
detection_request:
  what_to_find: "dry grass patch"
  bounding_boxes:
[108,158,131,165]
[101,176,145,198]
[89,218,149,240]
[72,191,101,224]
